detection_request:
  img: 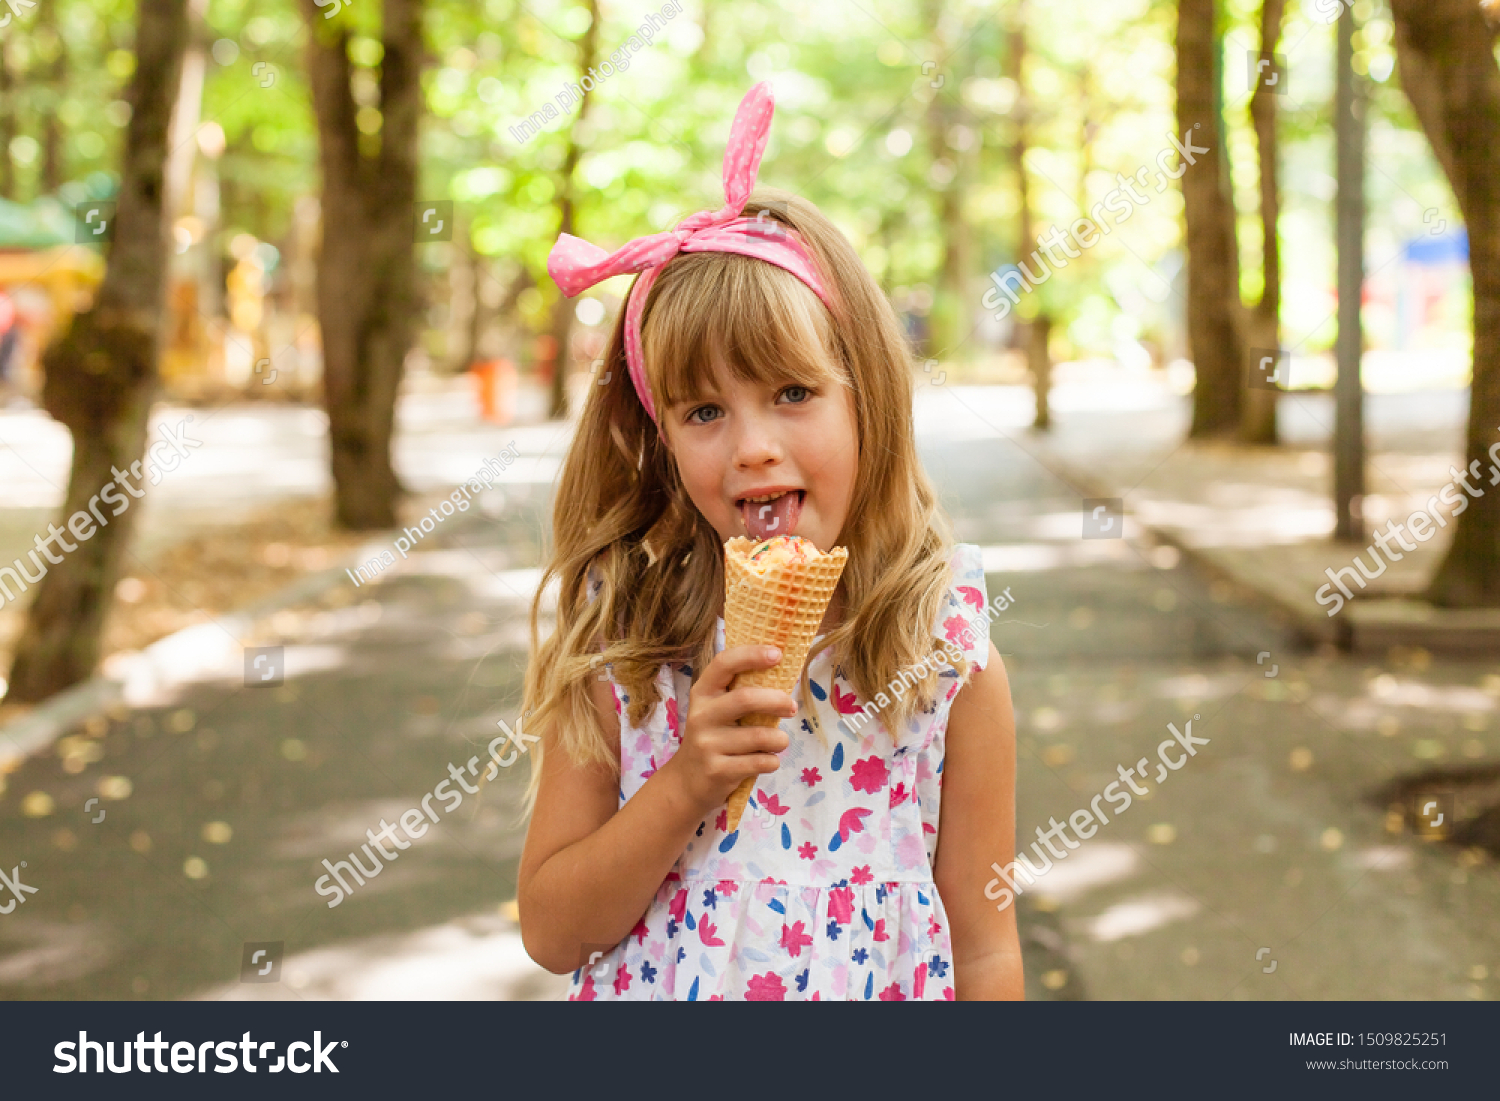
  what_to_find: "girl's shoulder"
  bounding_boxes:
[931,543,1007,673]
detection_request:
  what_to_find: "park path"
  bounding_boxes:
[0,368,1493,999]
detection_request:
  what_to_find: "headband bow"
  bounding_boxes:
[547,81,833,426]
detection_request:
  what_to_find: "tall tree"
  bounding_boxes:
[5,0,189,703]
[38,0,67,194]
[1177,0,1245,437]
[1389,0,1500,604]
[0,42,15,200]
[1009,0,1052,430]
[545,0,599,420]
[300,0,425,529]
[923,0,968,362]
[1241,0,1285,444]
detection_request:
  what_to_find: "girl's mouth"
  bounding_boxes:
[738,490,804,541]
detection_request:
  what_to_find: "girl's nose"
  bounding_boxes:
[731,408,784,469]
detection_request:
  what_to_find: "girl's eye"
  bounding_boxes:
[779,385,813,404]
[686,404,722,425]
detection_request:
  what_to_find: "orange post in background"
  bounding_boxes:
[470,357,517,423]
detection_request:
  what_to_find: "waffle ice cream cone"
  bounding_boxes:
[722,535,848,831]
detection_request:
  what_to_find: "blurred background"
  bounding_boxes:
[0,0,1495,1000]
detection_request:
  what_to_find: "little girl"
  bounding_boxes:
[517,83,1022,1000]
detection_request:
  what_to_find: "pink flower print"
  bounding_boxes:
[896,833,926,869]
[942,614,970,646]
[715,809,728,833]
[797,841,818,861]
[810,991,821,1001]
[640,755,658,781]
[837,809,872,844]
[746,973,786,1001]
[957,585,986,614]
[913,962,927,999]
[878,982,906,1001]
[850,756,889,794]
[709,995,725,1001]
[612,964,631,996]
[630,914,650,944]
[698,918,725,947]
[943,987,955,1000]
[889,781,908,807]
[668,888,688,922]
[872,918,890,942]
[945,684,959,702]
[831,682,861,715]
[850,864,873,885]
[927,915,943,938]
[665,697,680,740]
[612,686,623,715]
[573,974,597,1001]
[801,767,822,787]
[756,789,790,815]
[715,879,739,897]
[779,920,813,957]
[827,886,854,925]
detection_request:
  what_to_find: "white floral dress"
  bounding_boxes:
[567,544,992,1001]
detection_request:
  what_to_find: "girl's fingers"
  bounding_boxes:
[698,644,785,695]
[716,686,798,725]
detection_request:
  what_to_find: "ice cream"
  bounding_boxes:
[720,535,848,832]
[745,534,816,573]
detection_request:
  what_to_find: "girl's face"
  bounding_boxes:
[662,365,859,554]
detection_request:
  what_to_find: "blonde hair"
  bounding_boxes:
[521,188,968,812]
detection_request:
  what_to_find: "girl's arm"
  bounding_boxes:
[517,647,794,975]
[932,641,1025,1000]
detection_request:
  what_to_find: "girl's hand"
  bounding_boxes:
[661,645,797,817]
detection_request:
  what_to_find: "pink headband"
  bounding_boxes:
[546,81,834,427]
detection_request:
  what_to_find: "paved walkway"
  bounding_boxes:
[0,366,1494,1000]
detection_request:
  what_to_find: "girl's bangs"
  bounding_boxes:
[643,252,848,412]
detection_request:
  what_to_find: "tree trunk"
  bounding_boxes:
[300,0,424,530]
[546,0,599,420]
[923,0,966,362]
[38,1,67,194]
[1241,0,1284,445]
[4,0,188,704]
[1029,313,1052,429]
[1178,0,1245,438]
[1009,0,1051,430]
[1389,0,1500,604]
[0,43,15,200]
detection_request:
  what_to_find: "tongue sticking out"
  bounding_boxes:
[741,491,802,541]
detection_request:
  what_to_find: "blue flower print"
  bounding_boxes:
[796,969,810,993]
[826,920,841,941]
[703,888,718,911]
[666,919,679,939]
[852,947,869,965]
[875,883,888,904]
[641,961,658,984]
[677,947,686,964]
[928,955,949,978]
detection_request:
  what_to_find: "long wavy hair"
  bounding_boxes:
[521,188,967,812]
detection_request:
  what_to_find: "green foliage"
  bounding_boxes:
[9,0,1465,363]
